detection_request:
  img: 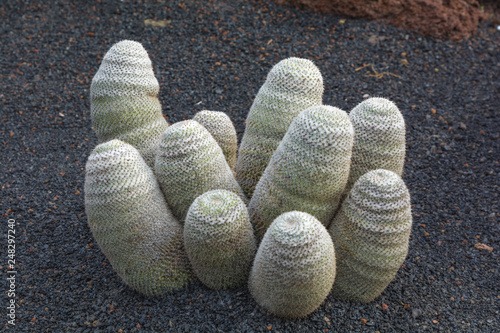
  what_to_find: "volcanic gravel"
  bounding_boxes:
[1,0,499,332]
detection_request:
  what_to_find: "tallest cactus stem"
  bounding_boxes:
[234,58,324,198]
[90,40,169,168]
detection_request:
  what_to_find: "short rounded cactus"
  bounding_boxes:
[249,211,336,318]
[193,110,238,170]
[346,97,406,194]
[328,169,412,303]
[90,40,168,167]
[84,139,193,296]
[235,57,324,197]
[184,190,256,290]
[155,120,247,223]
[248,105,354,240]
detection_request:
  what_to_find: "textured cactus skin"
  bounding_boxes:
[84,139,193,296]
[155,120,247,223]
[248,105,354,240]
[90,40,168,167]
[345,97,406,194]
[235,58,324,197]
[184,190,256,290]
[328,169,412,303]
[249,211,336,318]
[193,110,238,170]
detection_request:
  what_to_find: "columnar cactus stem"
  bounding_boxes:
[84,140,193,296]
[248,105,354,240]
[346,97,406,194]
[155,120,247,223]
[328,169,412,303]
[235,57,324,197]
[184,190,256,290]
[90,40,168,167]
[249,211,336,318]
[193,110,238,170]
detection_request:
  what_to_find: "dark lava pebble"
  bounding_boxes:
[0,0,499,332]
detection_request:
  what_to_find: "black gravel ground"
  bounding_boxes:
[1,1,499,332]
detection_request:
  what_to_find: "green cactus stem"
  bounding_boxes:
[193,110,238,170]
[249,211,336,318]
[90,40,168,167]
[328,169,412,303]
[155,120,247,223]
[235,57,324,198]
[84,139,193,296]
[248,105,354,240]
[345,97,406,194]
[184,190,256,290]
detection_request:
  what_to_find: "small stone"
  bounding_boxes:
[474,243,493,253]
[412,308,423,319]
[368,35,379,44]
[459,122,467,130]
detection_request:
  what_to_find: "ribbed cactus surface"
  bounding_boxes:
[249,211,336,318]
[346,97,406,194]
[328,169,412,303]
[90,40,168,167]
[193,110,238,170]
[155,120,247,223]
[235,57,324,197]
[84,140,193,296]
[248,105,354,240]
[184,190,256,290]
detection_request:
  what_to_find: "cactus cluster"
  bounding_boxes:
[85,39,413,320]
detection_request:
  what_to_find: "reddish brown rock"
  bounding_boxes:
[275,0,483,41]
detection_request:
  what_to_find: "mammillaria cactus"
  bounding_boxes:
[328,169,412,303]
[345,97,406,194]
[84,139,193,296]
[248,105,354,240]
[155,120,247,223]
[193,110,238,170]
[235,57,324,197]
[90,40,168,167]
[184,190,256,290]
[249,211,336,318]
